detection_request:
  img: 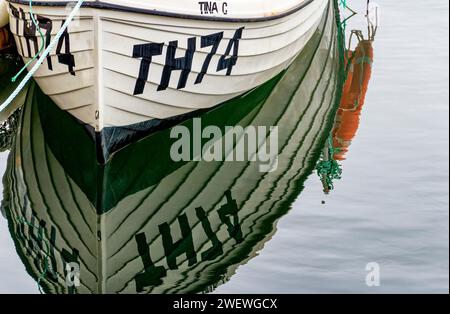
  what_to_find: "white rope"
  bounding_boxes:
[0,0,85,113]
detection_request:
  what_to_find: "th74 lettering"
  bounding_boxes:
[132,27,244,95]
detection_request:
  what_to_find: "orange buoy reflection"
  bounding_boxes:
[332,35,374,161]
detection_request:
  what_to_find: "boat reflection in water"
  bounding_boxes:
[1,3,342,294]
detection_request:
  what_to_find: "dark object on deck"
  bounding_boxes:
[0,27,12,51]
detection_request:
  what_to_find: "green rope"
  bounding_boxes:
[316,136,343,191]
[316,1,347,193]
[334,0,348,105]
[11,1,45,83]
[338,0,358,42]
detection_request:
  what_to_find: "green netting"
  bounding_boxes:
[316,136,343,192]
[314,0,348,193]
[0,108,21,152]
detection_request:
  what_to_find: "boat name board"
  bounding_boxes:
[198,1,229,15]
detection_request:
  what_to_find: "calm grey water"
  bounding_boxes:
[0,0,449,293]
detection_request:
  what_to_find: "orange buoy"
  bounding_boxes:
[332,39,374,161]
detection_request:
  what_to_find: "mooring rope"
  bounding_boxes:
[0,0,84,114]
[316,135,343,192]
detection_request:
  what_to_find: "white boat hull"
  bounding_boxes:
[7,0,329,131]
[0,0,8,28]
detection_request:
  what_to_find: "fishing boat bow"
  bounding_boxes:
[6,0,330,159]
